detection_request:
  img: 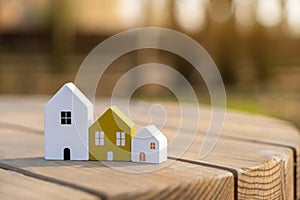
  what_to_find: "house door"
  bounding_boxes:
[139,152,146,161]
[107,151,113,161]
[63,148,70,160]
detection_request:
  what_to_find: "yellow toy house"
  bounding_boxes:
[89,106,135,161]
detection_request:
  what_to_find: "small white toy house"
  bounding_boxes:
[131,125,167,163]
[44,82,93,160]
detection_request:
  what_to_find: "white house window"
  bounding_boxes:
[150,142,156,149]
[61,111,71,125]
[116,132,125,146]
[100,132,104,145]
[95,131,104,146]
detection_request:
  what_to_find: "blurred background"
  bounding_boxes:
[0,0,299,127]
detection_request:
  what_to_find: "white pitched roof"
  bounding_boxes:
[47,82,93,108]
[65,82,92,107]
[135,125,167,149]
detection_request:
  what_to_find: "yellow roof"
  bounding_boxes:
[109,106,135,128]
[91,106,135,137]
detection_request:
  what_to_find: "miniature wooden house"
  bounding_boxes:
[89,106,135,161]
[131,125,167,163]
[44,82,93,160]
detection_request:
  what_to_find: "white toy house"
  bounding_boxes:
[44,82,93,160]
[131,125,168,163]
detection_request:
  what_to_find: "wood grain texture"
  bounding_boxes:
[121,100,300,199]
[0,96,299,199]
[0,169,97,200]
[0,129,233,200]
[168,130,294,200]
[95,99,297,200]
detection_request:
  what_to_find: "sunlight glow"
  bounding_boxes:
[150,0,168,26]
[0,0,25,30]
[286,0,300,36]
[256,0,282,27]
[234,0,255,27]
[174,0,207,33]
[119,0,145,28]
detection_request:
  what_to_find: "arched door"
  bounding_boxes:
[107,151,113,161]
[63,148,70,160]
[139,152,146,161]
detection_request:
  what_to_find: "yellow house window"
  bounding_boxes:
[116,132,125,146]
[95,131,104,146]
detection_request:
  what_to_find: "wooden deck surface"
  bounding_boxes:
[0,96,299,200]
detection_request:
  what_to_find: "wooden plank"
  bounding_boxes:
[0,96,297,199]
[101,102,299,199]
[0,169,97,200]
[119,100,300,199]
[0,129,234,200]
[168,129,294,200]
